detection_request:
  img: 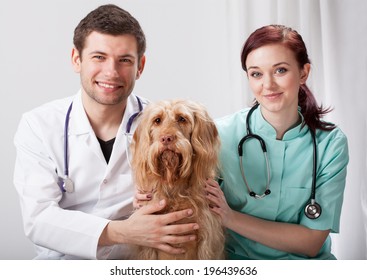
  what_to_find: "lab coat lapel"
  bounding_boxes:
[68,91,106,164]
[106,95,140,173]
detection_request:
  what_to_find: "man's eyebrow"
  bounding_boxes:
[88,50,107,55]
[87,51,136,58]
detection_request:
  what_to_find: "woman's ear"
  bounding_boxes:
[300,63,311,84]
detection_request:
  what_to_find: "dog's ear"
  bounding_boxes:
[131,104,154,158]
[130,107,156,187]
[130,114,143,160]
[190,103,220,183]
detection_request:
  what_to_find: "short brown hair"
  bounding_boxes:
[73,4,146,60]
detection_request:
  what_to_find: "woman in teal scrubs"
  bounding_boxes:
[206,25,349,259]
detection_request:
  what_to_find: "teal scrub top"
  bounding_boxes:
[215,106,349,260]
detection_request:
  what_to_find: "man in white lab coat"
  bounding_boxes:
[13,4,198,259]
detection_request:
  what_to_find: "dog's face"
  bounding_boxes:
[131,99,220,189]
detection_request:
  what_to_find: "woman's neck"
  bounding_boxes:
[261,107,301,140]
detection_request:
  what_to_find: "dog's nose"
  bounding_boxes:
[160,135,175,145]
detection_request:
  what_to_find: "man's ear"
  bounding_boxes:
[71,47,81,73]
[136,55,146,80]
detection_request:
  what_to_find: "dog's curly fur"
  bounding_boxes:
[130,99,225,260]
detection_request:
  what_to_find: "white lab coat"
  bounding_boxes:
[13,90,148,259]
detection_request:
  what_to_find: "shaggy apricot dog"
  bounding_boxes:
[130,99,224,260]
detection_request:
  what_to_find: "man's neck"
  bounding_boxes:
[82,93,127,141]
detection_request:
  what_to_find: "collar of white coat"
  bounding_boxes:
[68,89,145,136]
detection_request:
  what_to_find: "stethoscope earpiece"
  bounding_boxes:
[304,201,322,219]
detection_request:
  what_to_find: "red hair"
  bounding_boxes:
[241,25,335,132]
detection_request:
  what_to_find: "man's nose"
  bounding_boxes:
[104,59,119,78]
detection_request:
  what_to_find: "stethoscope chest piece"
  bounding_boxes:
[304,200,322,219]
[58,176,74,193]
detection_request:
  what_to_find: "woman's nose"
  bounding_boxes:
[263,74,276,89]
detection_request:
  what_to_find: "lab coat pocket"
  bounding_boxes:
[112,173,135,219]
[93,174,134,220]
[99,174,133,204]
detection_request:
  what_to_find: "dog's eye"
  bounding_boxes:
[177,116,186,123]
[154,117,161,124]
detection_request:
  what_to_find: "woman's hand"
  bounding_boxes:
[205,178,234,227]
[205,180,330,257]
[133,189,153,209]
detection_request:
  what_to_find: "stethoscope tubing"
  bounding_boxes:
[60,96,142,192]
[238,103,321,218]
[64,102,73,177]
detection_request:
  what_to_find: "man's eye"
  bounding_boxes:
[93,55,104,60]
[121,58,132,63]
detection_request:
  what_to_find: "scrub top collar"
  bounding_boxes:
[251,105,309,141]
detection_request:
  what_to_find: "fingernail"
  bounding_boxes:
[187,209,193,216]
[189,235,196,241]
[193,224,199,230]
[147,194,152,199]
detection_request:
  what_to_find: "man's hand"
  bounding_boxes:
[99,199,199,255]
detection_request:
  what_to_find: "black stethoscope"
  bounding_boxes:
[57,96,143,193]
[238,104,322,219]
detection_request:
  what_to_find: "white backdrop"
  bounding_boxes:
[1,0,366,259]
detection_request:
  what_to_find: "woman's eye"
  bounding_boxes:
[250,72,262,78]
[276,67,287,74]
